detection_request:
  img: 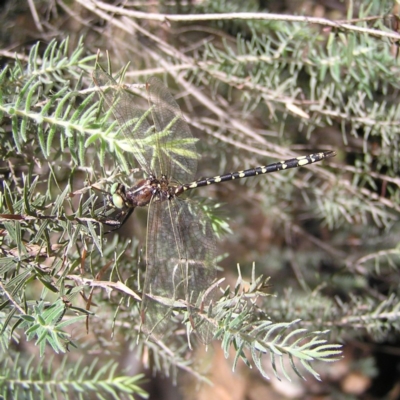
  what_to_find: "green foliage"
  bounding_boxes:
[212,267,342,380]
[0,1,400,398]
[0,355,148,399]
[19,299,86,356]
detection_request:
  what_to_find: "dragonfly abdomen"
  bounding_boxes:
[175,150,336,194]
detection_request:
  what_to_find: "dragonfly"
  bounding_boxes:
[93,61,336,343]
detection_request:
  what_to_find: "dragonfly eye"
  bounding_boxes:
[110,183,126,208]
[110,182,119,195]
[112,192,125,209]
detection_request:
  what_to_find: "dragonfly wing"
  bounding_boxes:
[146,76,199,184]
[175,198,218,343]
[142,198,217,343]
[93,63,154,176]
[140,201,175,338]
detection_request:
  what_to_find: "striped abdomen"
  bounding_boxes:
[175,151,335,195]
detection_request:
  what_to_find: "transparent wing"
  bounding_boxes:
[141,198,217,343]
[92,62,155,176]
[146,77,199,183]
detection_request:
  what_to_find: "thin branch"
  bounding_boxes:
[68,275,142,301]
[0,281,25,314]
[27,0,44,33]
[82,0,400,42]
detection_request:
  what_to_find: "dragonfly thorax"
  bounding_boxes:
[112,175,176,210]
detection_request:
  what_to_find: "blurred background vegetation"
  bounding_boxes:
[1,0,400,399]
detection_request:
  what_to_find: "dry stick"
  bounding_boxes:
[83,0,400,41]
